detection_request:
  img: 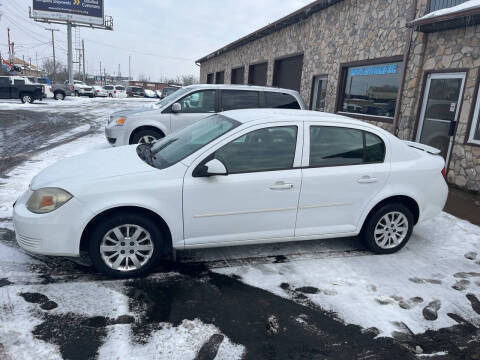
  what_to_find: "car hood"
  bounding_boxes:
[30,145,155,190]
[111,106,161,119]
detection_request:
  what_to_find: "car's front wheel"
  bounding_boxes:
[88,213,164,277]
[54,91,65,100]
[131,129,163,144]
[361,203,414,254]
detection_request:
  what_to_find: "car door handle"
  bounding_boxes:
[269,182,294,190]
[357,176,378,184]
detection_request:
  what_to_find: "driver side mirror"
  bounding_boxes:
[204,159,228,177]
[171,102,182,113]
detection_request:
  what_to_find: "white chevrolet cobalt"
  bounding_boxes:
[13,109,448,276]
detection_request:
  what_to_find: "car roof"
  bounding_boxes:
[183,84,301,95]
[220,109,389,131]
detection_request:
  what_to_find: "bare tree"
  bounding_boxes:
[181,74,199,86]
[42,58,63,80]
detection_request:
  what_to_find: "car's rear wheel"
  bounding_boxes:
[131,129,163,144]
[54,91,65,100]
[361,203,414,254]
[88,213,164,277]
[20,94,33,104]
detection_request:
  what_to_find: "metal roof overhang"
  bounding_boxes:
[407,7,480,32]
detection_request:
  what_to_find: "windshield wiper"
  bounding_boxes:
[136,143,154,166]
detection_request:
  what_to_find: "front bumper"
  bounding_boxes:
[104,122,129,147]
[13,190,90,257]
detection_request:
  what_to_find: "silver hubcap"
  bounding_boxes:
[138,135,157,144]
[23,96,30,103]
[374,212,409,249]
[100,224,154,272]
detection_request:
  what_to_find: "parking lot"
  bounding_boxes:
[0,97,479,360]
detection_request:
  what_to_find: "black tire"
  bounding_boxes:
[130,128,164,144]
[361,203,414,254]
[88,212,165,277]
[20,94,33,104]
[54,91,65,101]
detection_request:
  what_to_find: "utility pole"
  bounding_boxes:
[67,22,73,85]
[129,55,131,81]
[99,61,102,85]
[45,29,59,82]
[82,40,85,81]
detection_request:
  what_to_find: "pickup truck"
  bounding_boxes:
[66,80,95,98]
[0,76,44,103]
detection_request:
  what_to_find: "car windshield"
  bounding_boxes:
[137,114,240,170]
[156,87,189,107]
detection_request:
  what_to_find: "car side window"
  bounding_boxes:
[0,77,9,85]
[178,90,216,114]
[264,92,301,109]
[214,126,298,174]
[14,79,25,86]
[221,90,259,111]
[365,132,385,163]
[309,126,385,167]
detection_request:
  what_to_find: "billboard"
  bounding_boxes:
[32,0,104,25]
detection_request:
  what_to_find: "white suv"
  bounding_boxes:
[103,85,127,98]
[105,84,307,146]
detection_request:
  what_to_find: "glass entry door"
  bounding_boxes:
[311,75,328,111]
[416,73,466,161]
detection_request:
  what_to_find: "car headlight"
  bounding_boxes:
[26,188,73,214]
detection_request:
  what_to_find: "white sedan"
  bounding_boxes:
[13,110,448,276]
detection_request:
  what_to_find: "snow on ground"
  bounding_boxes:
[0,133,108,220]
[217,212,480,337]
[98,320,244,360]
[415,0,480,21]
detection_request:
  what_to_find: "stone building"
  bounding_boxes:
[196,0,480,193]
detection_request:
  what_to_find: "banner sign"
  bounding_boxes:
[350,64,398,77]
[32,0,104,25]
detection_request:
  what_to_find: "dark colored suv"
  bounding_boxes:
[127,86,145,97]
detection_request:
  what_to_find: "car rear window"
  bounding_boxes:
[264,92,301,109]
[221,90,259,111]
[116,86,125,90]
[104,86,113,90]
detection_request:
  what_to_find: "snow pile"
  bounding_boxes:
[217,212,480,337]
[415,0,480,21]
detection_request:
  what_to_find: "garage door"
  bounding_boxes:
[231,67,245,84]
[248,62,268,86]
[216,71,225,84]
[273,54,304,92]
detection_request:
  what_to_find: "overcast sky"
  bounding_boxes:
[0,0,312,81]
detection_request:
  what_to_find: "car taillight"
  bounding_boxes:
[42,86,45,93]
[114,90,117,94]
[441,167,446,178]
[97,90,100,92]
[49,88,53,92]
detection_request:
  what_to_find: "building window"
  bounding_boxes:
[273,54,304,92]
[338,59,403,120]
[468,83,480,145]
[430,0,468,12]
[311,75,328,111]
[215,71,225,84]
[248,62,268,86]
[206,73,214,84]
[231,67,245,84]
